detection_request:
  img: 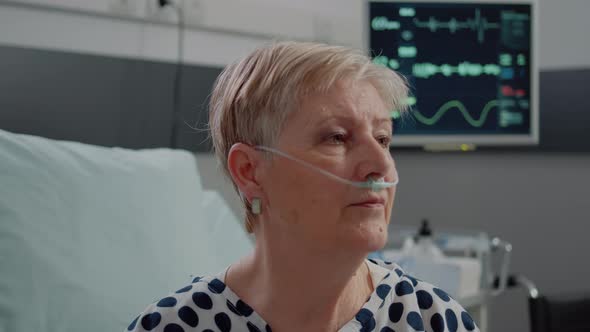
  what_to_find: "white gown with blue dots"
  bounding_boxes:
[126,259,479,332]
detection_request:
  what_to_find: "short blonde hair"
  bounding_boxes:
[208,41,408,232]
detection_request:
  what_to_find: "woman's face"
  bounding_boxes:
[258,79,397,253]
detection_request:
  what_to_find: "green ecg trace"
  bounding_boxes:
[412,100,499,127]
[413,9,500,44]
[413,62,500,78]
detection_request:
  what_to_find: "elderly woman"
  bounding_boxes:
[127,42,478,332]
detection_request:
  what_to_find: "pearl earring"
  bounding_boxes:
[251,198,261,215]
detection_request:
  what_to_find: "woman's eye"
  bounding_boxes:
[326,132,347,145]
[377,135,392,147]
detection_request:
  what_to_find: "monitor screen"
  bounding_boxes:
[368,1,537,147]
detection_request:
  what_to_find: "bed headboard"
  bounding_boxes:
[0,45,221,151]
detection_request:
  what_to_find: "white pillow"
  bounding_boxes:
[0,129,253,332]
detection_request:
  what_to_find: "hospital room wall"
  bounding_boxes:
[1,1,589,332]
[6,0,589,69]
[247,0,590,69]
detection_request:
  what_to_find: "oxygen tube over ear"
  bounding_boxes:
[254,146,399,192]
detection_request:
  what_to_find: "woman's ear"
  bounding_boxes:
[227,143,262,201]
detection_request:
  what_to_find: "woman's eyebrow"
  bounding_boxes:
[314,114,354,126]
[375,117,393,127]
[314,116,392,128]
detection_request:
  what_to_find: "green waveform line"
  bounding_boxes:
[413,62,501,78]
[413,9,500,43]
[412,100,499,127]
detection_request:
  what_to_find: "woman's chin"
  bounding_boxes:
[345,219,389,253]
[364,230,388,252]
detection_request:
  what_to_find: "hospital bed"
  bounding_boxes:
[0,128,254,331]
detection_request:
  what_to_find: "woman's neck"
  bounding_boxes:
[226,237,374,331]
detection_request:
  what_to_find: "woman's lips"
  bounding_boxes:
[349,197,385,208]
[351,203,384,208]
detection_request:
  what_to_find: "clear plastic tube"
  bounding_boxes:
[254,146,399,192]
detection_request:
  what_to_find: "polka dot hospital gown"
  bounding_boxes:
[126,259,479,332]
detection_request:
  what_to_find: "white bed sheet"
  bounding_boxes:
[0,129,252,332]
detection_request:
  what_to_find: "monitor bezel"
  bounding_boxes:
[364,0,539,147]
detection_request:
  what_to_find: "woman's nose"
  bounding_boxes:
[354,138,395,182]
